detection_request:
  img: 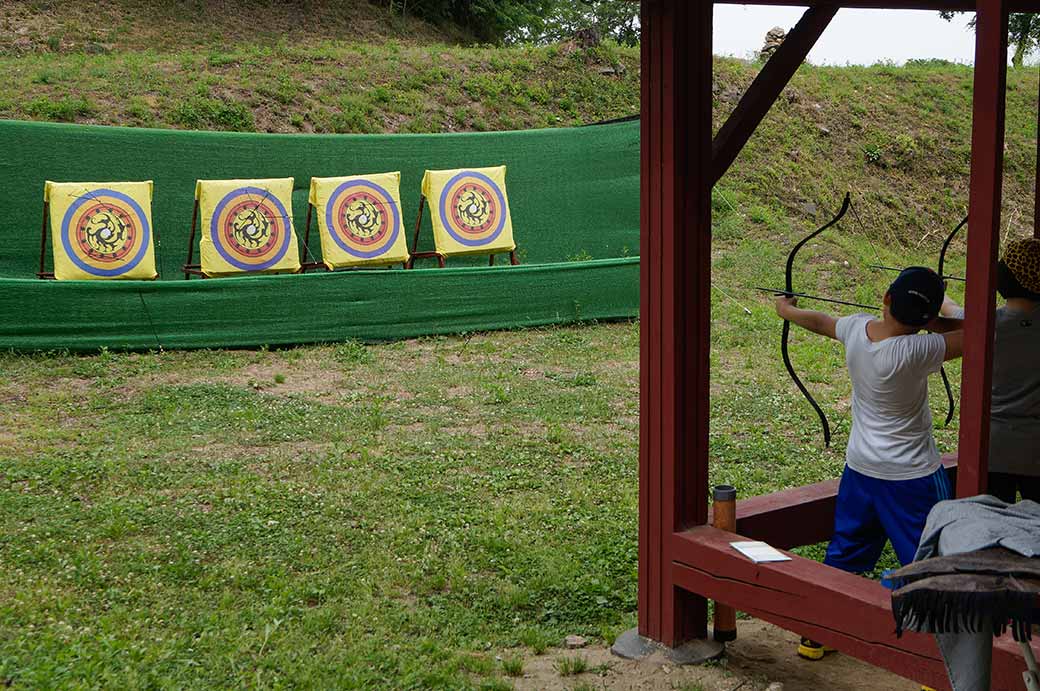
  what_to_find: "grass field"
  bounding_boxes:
[0,241,964,687]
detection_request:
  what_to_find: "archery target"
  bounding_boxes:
[209,186,293,271]
[46,181,156,281]
[438,171,507,247]
[325,179,400,259]
[60,189,151,277]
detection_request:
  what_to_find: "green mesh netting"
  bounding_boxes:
[0,119,639,350]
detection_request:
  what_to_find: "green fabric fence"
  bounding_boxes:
[0,119,639,351]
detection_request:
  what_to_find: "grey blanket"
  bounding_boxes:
[907,495,1040,691]
[914,495,1040,561]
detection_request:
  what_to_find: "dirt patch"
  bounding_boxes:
[511,620,916,691]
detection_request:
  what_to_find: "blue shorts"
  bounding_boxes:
[824,464,953,573]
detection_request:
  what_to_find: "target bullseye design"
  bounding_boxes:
[325,179,400,259]
[60,188,151,277]
[438,171,507,247]
[209,186,292,271]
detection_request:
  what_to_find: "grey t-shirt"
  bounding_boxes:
[954,304,1040,476]
[836,314,947,481]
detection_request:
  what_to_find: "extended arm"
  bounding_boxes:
[941,330,964,361]
[926,315,964,334]
[940,295,963,318]
[775,296,838,340]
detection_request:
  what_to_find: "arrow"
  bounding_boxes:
[753,286,880,312]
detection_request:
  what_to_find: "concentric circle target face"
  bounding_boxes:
[438,171,507,247]
[209,186,292,271]
[60,188,151,277]
[325,179,400,258]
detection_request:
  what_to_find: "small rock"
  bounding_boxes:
[765,683,784,691]
[720,86,743,104]
[597,65,617,76]
[817,125,831,136]
[574,27,602,49]
[800,201,818,217]
[564,634,587,649]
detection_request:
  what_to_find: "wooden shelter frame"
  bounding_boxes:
[637,1,1040,688]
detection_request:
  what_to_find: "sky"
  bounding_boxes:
[712,6,984,66]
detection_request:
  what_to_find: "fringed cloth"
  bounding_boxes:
[890,548,1040,642]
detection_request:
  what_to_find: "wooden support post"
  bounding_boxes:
[1035,66,1040,238]
[711,4,837,184]
[957,0,1008,497]
[638,0,713,647]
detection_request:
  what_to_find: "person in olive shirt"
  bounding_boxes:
[941,237,1040,503]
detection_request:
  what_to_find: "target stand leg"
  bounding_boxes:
[182,199,200,280]
[36,200,55,279]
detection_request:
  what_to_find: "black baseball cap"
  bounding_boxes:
[887,267,945,327]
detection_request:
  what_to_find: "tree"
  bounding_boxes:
[385,0,555,44]
[536,0,641,46]
[940,11,1040,67]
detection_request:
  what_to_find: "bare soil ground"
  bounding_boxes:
[515,620,916,691]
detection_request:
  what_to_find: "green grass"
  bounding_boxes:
[501,655,524,677]
[554,655,589,676]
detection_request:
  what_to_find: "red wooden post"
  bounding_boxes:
[639,0,713,647]
[957,0,1008,497]
[1035,67,1040,238]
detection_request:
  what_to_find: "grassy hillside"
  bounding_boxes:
[0,0,638,133]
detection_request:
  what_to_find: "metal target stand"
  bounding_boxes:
[405,195,519,269]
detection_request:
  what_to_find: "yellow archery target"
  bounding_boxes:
[421,165,515,257]
[45,181,157,281]
[308,172,409,269]
[196,178,300,277]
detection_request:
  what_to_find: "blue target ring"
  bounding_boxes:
[325,179,401,259]
[438,170,507,247]
[209,186,292,271]
[60,188,151,277]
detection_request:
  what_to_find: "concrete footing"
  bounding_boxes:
[610,627,726,665]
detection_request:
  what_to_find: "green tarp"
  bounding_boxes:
[0,119,639,350]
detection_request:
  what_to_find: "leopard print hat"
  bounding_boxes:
[1002,237,1040,294]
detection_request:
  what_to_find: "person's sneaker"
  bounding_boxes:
[796,637,835,660]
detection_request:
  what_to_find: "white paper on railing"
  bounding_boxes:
[730,541,792,564]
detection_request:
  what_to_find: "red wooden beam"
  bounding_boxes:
[671,526,1038,690]
[726,456,958,550]
[638,0,714,647]
[712,4,837,184]
[958,0,1008,497]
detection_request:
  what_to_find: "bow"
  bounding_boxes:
[781,192,851,448]
[935,214,968,427]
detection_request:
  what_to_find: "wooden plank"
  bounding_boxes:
[712,5,837,184]
[727,456,958,550]
[671,526,1037,690]
[958,0,1008,497]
